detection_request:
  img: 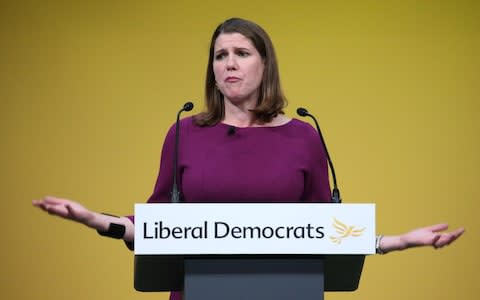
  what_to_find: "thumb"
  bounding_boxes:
[65,204,80,220]
[430,233,441,248]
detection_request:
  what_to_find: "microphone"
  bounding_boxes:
[227,125,236,136]
[171,101,194,203]
[297,107,341,203]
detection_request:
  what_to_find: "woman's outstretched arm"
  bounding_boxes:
[32,195,134,242]
[378,223,464,254]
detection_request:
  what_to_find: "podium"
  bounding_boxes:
[134,203,375,300]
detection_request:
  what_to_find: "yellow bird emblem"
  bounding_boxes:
[329,218,365,244]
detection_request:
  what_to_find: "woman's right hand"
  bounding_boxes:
[33,196,135,242]
[32,196,95,226]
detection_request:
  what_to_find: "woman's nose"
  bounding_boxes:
[226,55,237,70]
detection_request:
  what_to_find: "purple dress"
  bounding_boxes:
[131,116,331,300]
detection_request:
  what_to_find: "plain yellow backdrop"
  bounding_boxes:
[1,1,478,299]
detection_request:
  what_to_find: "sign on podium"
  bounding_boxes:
[134,203,376,300]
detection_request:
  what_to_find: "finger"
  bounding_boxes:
[42,196,66,204]
[434,234,452,248]
[44,204,70,218]
[428,233,441,246]
[452,227,465,238]
[447,228,465,244]
[34,201,52,212]
[424,223,449,233]
[65,204,79,220]
[436,228,465,247]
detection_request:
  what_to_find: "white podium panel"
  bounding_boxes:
[134,203,375,255]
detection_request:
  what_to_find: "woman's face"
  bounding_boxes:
[213,32,264,106]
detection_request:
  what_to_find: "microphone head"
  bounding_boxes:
[296,107,309,117]
[183,102,194,111]
[227,125,236,136]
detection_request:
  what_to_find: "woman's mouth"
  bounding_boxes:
[225,76,240,82]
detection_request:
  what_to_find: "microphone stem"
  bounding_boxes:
[306,113,341,203]
[171,109,183,203]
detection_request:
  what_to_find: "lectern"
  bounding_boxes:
[134,203,375,300]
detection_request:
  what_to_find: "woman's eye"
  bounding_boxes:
[237,51,249,57]
[215,53,227,60]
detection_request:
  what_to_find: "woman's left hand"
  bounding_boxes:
[379,223,465,253]
[400,223,465,249]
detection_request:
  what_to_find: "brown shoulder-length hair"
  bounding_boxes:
[195,18,287,126]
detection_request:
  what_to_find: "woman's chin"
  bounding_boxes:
[223,94,258,106]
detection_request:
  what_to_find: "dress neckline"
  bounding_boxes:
[220,118,295,129]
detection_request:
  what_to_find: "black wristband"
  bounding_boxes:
[97,223,126,239]
[96,213,125,239]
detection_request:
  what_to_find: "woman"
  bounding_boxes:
[33,18,464,300]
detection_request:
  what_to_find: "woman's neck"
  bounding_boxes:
[223,99,257,127]
[222,98,291,128]
[222,111,291,128]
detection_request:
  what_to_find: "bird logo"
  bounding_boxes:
[329,218,365,244]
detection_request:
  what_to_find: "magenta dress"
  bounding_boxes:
[129,116,331,300]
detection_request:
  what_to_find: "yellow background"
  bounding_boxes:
[1,1,478,299]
